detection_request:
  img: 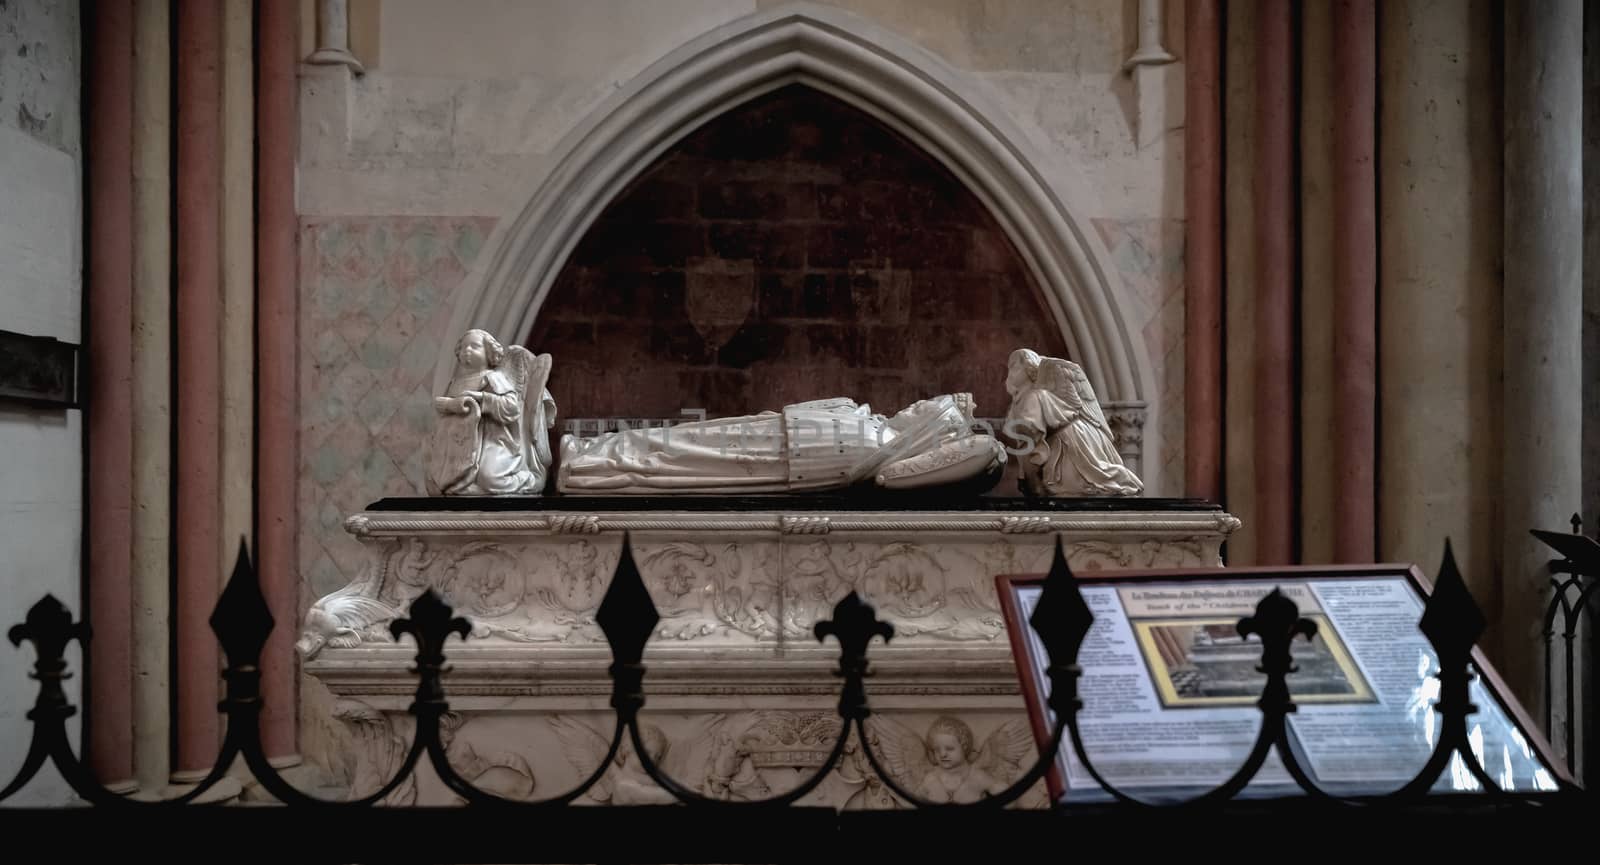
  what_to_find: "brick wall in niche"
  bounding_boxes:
[531,84,1070,423]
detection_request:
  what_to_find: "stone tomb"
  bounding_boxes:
[299,496,1239,806]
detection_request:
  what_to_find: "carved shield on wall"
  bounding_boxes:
[685,256,756,351]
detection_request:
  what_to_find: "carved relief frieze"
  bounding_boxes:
[858,714,1047,808]
[1066,537,1211,571]
[785,539,1053,642]
[334,702,539,805]
[300,509,1236,657]
[635,541,781,641]
[333,708,1052,808]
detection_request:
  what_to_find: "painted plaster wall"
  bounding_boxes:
[0,0,83,807]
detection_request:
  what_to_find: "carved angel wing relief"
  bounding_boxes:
[1067,360,1112,436]
[548,716,615,803]
[975,719,1034,784]
[1037,358,1083,416]
[864,715,934,794]
[665,713,726,783]
[507,346,554,468]
[503,344,533,395]
[526,351,553,404]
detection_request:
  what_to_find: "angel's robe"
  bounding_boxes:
[434,367,555,495]
[1006,386,1142,496]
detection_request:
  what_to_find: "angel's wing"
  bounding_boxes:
[1036,358,1083,413]
[975,719,1034,784]
[1068,361,1112,436]
[864,716,933,790]
[528,351,554,403]
[502,344,533,393]
[662,713,727,781]
[506,346,554,466]
[548,715,615,802]
[325,593,399,630]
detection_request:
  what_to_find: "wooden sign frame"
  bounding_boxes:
[996,562,1572,803]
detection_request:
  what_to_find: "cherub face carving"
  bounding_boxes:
[930,732,965,770]
[457,331,489,372]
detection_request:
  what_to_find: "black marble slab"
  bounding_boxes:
[366,494,1221,513]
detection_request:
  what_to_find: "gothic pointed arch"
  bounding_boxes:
[437,2,1153,470]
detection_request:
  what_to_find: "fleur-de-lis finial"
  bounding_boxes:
[8,595,87,722]
[391,589,470,713]
[815,592,893,721]
[1237,588,1316,711]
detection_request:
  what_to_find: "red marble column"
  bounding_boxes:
[1253,0,1296,564]
[1185,0,1224,502]
[86,0,136,791]
[256,0,300,764]
[1332,0,1376,562]
[174,0,222,781]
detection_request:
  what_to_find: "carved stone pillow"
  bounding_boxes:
[876,435,1006,490]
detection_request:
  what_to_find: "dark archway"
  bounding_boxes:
[529,85,1069,422]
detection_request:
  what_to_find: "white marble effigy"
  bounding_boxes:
[298,497,1239,807]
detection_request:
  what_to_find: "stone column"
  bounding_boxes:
[1331,0,1376,562]
[257,0,301,765]
[221,0,253,590]
[306,0,363,73]
[1223,0,1259,564]
[1300,0,1336,563]
[1185,0,1224,503]
[131,0,171,793]
[1378,0,1501,629]
[174,0,222,782]
[1127,0,1177,68]
[1582,0,1599,786]
[1503,0,1583,717]
[1588,0,1600,545]
[86,0,136,793]
[1253,0,1296,564]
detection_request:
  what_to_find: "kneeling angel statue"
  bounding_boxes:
[426,328,557,496]
[1004,348,1142,497]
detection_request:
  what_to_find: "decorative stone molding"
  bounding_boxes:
[781,515,832,534]
[1102,401,1147,478]
[1123,0,1177,71]
[439,3,1154,419]
[305,0,364,74]
[549,515,602,534]
[301,504,1239,660]
[338,509,1241,539]
[1000,516,1052,534]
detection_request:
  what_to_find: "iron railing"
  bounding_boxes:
[0,532,1591,862]
[1535,515,1600,783]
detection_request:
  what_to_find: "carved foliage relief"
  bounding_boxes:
[300,530,1224,656]
[784,539,1055,641]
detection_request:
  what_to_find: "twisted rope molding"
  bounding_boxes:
[344,512,1243,538]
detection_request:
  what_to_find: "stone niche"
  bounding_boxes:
[530,84,1072,430]
[300,497,1239,806]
